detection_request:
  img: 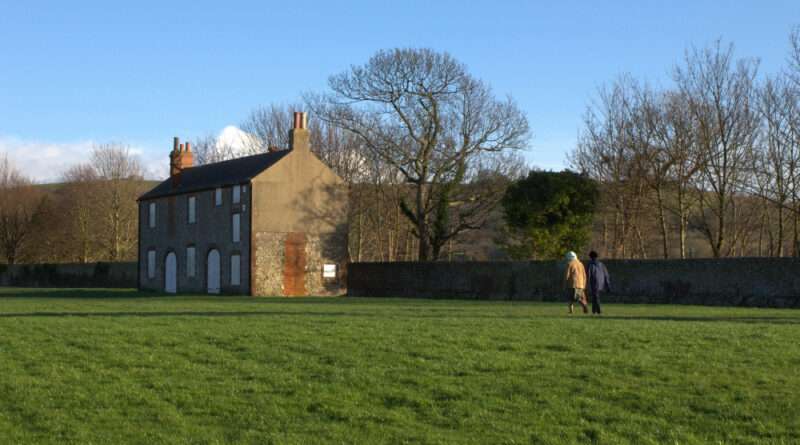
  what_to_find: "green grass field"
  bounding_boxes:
[0,288,798,445]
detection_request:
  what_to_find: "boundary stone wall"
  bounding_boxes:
[347,258,800,308]
[0,262,137,288]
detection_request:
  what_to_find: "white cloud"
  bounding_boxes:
[0,135,167,182]
[0,136,96,183]
[143,155,170,181]
[217,125,256,151]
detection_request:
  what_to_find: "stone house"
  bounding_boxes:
[137,112,348,296]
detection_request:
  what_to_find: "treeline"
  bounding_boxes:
[572,31,800,259]
[7,35,800,265]
[0,146,149,264]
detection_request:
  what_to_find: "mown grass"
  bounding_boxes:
[0,288,798,444]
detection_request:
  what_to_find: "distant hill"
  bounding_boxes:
[35,179,160,193]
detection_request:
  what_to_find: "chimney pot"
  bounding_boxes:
[170,137,194,186]
[289,111,310,151]
[293,111,307,129]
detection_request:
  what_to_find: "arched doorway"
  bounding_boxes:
[207,249,220,294]
[165,252,177,294]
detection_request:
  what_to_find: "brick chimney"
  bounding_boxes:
[289,112,309,152]
[170,137,194,186]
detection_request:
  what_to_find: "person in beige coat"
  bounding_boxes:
[564,251,588,314]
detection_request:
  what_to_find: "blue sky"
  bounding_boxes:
[1,1,798,180]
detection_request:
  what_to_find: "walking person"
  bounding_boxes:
[563,251,588,314]
[587,251,611,315]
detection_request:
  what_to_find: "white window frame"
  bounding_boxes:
[148,202,156,228]
[233,185,241,204]
[230,254,241,286]
[186,246,196,278]
[232,213,241,243]
[147,249,156,279]
[215,188,222,206]
[188,196,196,224]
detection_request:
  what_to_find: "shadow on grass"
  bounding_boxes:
[0,288,154,299]
[581,315,800,325]
[0,311,360,318]
[0,288,319,301]
[0,288,359,302]
[0,310,797,325]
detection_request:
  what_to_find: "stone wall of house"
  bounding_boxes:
[0,262,137,288]
[347,258,800,308]
[252,232,286,296]
[251,231,348,297]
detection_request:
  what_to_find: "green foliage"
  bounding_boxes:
[0,289,798,444]
[501,170,599,259]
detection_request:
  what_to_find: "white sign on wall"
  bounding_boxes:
[323,264,337,278]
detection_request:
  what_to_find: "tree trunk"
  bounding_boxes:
[777,205,784,257]
[714,194,725,258]
[634,225,648,259]
[355,211,363,262]
[677,188,688,259]
[431,241,443,261]
[793,205,799,257]
[389,205,401,261]
[415,184,430,261]
[656,186,669,258]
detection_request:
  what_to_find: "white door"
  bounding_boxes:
[165,252,177,294]
[207,249,220,294]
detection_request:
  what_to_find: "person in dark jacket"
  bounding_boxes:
[586,251,611,314]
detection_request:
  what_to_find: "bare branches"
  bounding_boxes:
[91,143,144,181]
[789,26,800,88]
[673,41,760,257]
[572,32,800,259]
[192,134,238,165]
[309,48,530,260]
[0,154,40,264]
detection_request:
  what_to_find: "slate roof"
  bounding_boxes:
[138,150,291,201]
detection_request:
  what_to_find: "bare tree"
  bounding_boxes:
[191,134,238,165]
[241,103,373,183]
[571,76,649,258]
[659,91,705,258]
[60,164,102,263]
[787,27,800,255]
[750,76,799,256]
[674,41,760,257]
[631,84,675,258]
[789,26,800,88]
[309,48,530,260]
[90,144,144,261]
[0,154,42,264]
[240,104,294,153]
[571,32,800,259]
